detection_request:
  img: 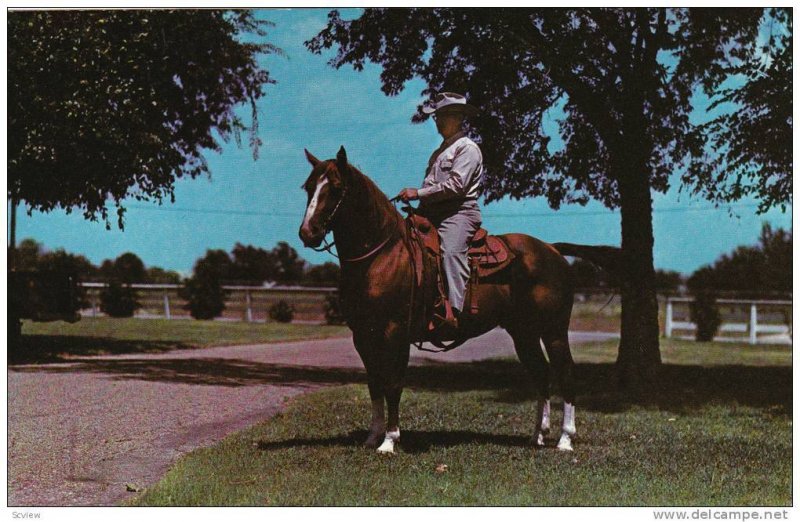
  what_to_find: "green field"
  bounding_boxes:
[132,339,791,506]
[13,317,350,363]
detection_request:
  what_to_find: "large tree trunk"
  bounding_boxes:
[616,152,662,393]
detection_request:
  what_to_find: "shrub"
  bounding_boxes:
[323,293,346,325]
[100,280,139,318]
[690,292,721,342]
[180,276,228,320]
[269,300,295,323]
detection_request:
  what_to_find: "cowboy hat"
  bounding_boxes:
[422,92,480,116]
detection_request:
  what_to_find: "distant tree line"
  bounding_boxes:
[567,223,791,299]
[10,239,340,320]
[13,225,789,322]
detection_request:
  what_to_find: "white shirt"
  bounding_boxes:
[417,131,483,205]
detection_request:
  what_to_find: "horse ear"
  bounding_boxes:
[304,149,320,167]
[336,146,348,172]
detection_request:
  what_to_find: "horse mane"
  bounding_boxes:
[343,162,406,237]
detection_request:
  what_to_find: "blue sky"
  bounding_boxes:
[10,8,792,276]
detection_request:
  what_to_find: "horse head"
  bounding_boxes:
[299,146,351,248]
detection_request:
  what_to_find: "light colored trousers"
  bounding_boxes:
[428,200,482,313]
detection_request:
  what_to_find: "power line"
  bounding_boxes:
[126,202,765,219]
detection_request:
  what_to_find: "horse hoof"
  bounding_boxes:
[533,433,546,447]
[557,436,574,452]
[364,433,382,448]
[376,438,395,454]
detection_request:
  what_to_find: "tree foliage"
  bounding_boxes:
[308,8,770,210]
[229,241,309,284]
[688,223,791,297]
[97,252,146,316]
[686,8,792,213]
[180,249,232,319]
[305,261,341,286]
[8,10,278,228]
[100,280,140,317]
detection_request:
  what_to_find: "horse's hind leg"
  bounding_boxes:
[542,330,576,451]
[510,327,550,447]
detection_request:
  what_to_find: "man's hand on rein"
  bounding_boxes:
[396,188,419,203]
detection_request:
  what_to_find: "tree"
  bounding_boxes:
[271,242,306,283]
[11,238,44,271]
[307,8,774,389]
[98,252,146,317]
[688,223,791,297]
[35,248,95,309]
[687,8,792,214]
[106,252,147,283]
[304,262,341,286]
[230,243,277,283]
[8,10,278,228]
[100,281,140,318]
[654,270,683,292]
[145,267,182,284]
[37,249,95,281]
[180,249,232,319]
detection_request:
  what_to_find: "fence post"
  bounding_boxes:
[749,303,758,345]
[91,294,98,318]
[245,290,253,323]
[665,298,673,338]
[163,292,171,320]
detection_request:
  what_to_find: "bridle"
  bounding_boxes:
[308,178,396,263]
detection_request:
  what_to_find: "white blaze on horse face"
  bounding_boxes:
[302,175,329,232]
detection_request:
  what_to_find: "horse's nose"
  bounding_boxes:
[299,225,312,246]
[299,224,321,247]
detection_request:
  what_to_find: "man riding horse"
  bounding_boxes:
[396,92,483,331]
[299,91,582,453]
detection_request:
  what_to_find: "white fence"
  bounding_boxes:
[79,283,337,323]
[665,297,792,345]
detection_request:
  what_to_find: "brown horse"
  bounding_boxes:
[299,147,577,453]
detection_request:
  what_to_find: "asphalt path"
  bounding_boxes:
[7,328,617,506]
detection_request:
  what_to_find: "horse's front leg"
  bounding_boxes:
[377,321,411,454]
[354,330,386,448]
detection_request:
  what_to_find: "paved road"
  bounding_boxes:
[7,329,616,506]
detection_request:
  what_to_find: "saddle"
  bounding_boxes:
[405,212,515,342]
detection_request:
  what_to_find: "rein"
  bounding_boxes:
[310,183,396,264]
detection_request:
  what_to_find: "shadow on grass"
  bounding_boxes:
[9,335,192,364]
[255,429,533,453]
[11,355,791,414]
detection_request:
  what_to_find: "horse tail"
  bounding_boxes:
[551,242,623,280]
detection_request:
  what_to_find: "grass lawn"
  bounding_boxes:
[132,339,791,506]
[13,317,350,363]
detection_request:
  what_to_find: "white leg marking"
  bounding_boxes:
[364,399,385,448]
[302,177,328,230]
[557,401,576,452]
[377,429,400,454]
[541,399,551,434]
[533,398,549,447]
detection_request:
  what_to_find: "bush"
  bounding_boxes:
[323,293,346,325]
[100,280,139,318]
[180,276,228,320]
[690,292,721,342]
[269,300,295,323]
